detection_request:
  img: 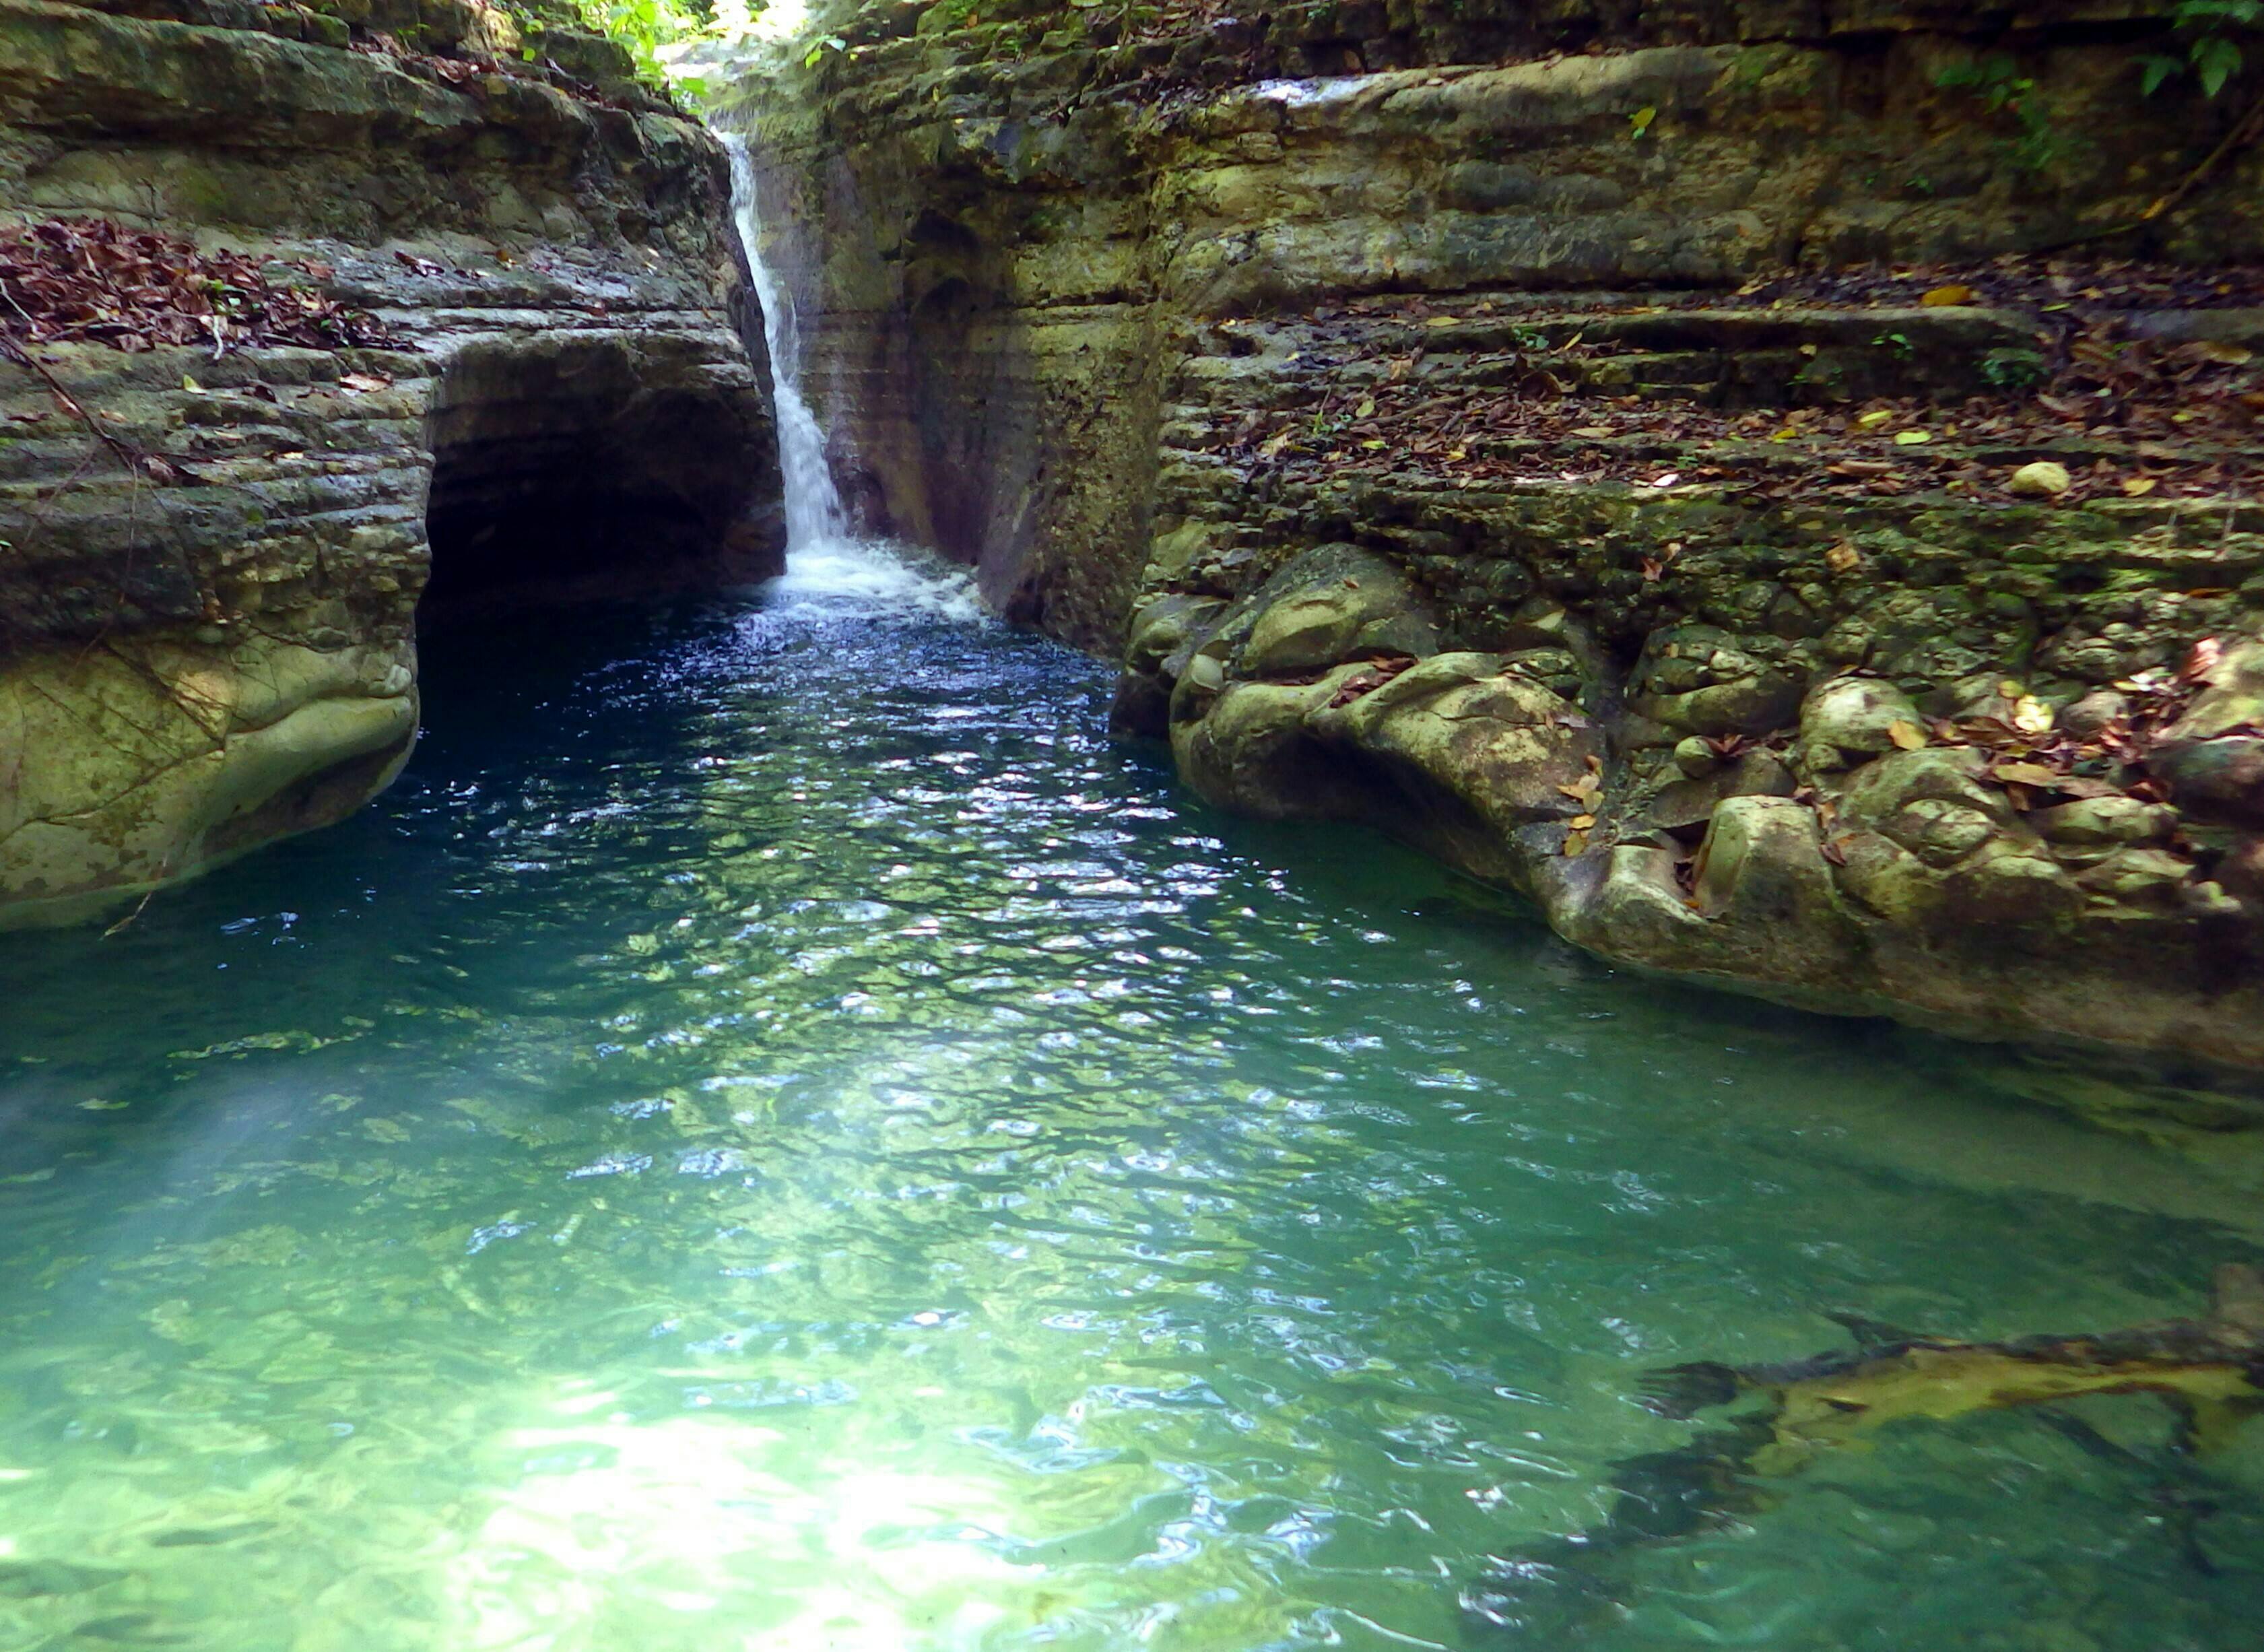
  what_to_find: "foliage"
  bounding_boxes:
[1980,348,2049,391]
[578,0,717,84]
[2140,0,2261,99]
[1932,54,2090,176]
[541,0,775,93]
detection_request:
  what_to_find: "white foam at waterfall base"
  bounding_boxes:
[723,134,984,626]
[764,539,987,622]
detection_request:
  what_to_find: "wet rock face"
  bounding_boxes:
[0,0,781,927]
[1148,506,2264,1069]
[737,0,2264,1065]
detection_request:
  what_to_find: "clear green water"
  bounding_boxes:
[1,558,2260,1651]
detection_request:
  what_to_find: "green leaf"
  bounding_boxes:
[2193,34,2244,98]
[2139,53,2184,95]
[2177,0,2263,25]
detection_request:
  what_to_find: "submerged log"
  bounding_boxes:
[1642,1262,2264,1472]
[1467,1266,2264,1632]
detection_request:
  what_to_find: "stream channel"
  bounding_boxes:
[0,146,2257,1652]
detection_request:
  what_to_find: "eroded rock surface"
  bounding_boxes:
[1142,496,2264,1069]
[0,0,780,925]
[731,0,2264,1066]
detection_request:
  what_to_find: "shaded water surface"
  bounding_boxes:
[1,554,2259,1651]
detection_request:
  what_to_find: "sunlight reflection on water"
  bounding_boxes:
[0,577,2257,1651]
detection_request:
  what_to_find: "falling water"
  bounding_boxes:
[724,133,983,619]
[725,132,851,556]
[0,224,2253,1652]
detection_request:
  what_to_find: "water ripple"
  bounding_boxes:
[0,579,2255,1650]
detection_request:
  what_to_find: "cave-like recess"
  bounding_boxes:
[420,335,783,625]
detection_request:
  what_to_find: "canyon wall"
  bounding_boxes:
[728,0,2264,1069]
[0,0,780,927]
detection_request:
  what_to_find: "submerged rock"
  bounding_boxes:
[1463,1264,2264,1634]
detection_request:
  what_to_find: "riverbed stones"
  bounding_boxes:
[1799,676,1925,773]
[1672,735,1719,780]
[2007,461,2075,499]
[2153,639,2264,826]
[1647,750,1796,835]
[2030,797,2176,849]
[1630,626,1807,739]
[1235,543,1438,677]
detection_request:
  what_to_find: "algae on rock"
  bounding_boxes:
[0,0,783,925]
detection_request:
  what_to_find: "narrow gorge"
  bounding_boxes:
[719,0,2264,1074]
[1,1,2262,1648]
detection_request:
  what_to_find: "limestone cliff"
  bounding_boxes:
[726,0,2264,1068]
[0,0,780,927]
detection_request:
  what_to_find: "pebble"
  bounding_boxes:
[1672,735,1718,779]
[2007,460,2073,498]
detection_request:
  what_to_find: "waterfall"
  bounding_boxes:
[725,133,851,555]
[723,132,981,621]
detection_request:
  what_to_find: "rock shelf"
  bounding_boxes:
[727,0,2264,1069]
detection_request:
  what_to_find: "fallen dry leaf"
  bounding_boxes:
[0,217,403,356]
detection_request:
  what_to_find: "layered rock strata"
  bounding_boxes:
[0,0,779,927]
[732,0,2264,1067]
